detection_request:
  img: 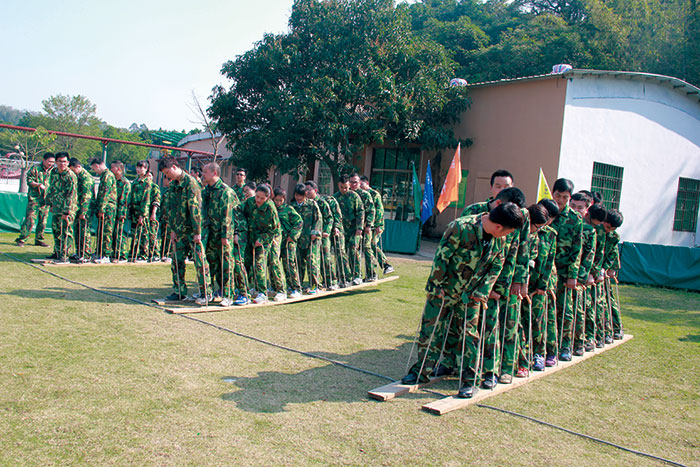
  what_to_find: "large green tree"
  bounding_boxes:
[209,0,469,182]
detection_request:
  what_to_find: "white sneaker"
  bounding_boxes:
[195,295,212,306]
[328,284,339,291]
[273,292,286,302]
[253,293,268,304]
[220,297,234,307]
[288,290,302,299]
[352,278,362,286]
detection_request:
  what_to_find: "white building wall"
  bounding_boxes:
[558,76,700,247]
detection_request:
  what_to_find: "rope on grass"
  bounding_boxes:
[2,250,690,467]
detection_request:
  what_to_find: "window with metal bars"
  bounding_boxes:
[370,147,421,221]
[673,177,700,232]
[591,162,624,210]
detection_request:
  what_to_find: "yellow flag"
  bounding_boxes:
[436,143,462,213]
[537,168,553,202]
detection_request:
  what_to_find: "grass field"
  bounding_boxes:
[1,233,699,466]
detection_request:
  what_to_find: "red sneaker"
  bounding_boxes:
[515,367,529,378]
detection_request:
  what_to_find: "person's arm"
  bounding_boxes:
[186,182,203,236]
[289,207,303,241]
[425,221,467,295]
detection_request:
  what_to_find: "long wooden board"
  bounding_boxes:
[31,258,186,267]
[421,334,633,415]
[368,376,447,401]
[164,275,400,314]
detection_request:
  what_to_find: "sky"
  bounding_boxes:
[1,0,296,131]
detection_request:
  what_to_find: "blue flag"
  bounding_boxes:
[420,160,435,224]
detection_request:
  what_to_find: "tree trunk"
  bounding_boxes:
[19,167,28,194]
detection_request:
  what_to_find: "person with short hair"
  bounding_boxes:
[68,158,93,262]
[46,152,78,263]
[274,187,303,298]
[293,184,323,293]
[127,160,151,262]
[334,175,365,285]
[233,168,247,201]
[305,181,336,290]
[587,203,608,348]
[110,161,131,262]
[402,203,525,399]
[602,208,624,341]
[158,157,211,301]
[16,152,54,247]
[89,158,117,263]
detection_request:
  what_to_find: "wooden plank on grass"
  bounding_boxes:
[165,275,400,314]
[368,376,446,401]
[31,258,188,267]
[421,334,633,415]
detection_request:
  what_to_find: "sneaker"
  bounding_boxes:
[613,331,624,340]
[195,295,213,306]
[498,374,513,384]
[328,284,339,291]
[233,295,250,306]
[383,264,394,274]
[560,348,572,361]
[304,287,319,295]
[77,257,89,264]
[165,292,185,301]
[338,281,349,289]
[273,292,286,302]
[545,355,557,367]
[482,372,498,389]
[573,347,584,357]
[515,367,529,378]
[605,336,613,344]
[35,240,49,247]
[161,257,171,263]
[250,288,258,297]
[584,342,595,352]
[288,290,302,299]
[253,293,268,304]
[135,257,147,263]
[69,254,79,261]
[15,239,25,247]
[596,339,604,348]
[351,278,362,286]
[364,276,377,282]
[533,354,545,371]
[220,297,234,307]
[100,257,111,264]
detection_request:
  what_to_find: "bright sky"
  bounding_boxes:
[1,0,295,131]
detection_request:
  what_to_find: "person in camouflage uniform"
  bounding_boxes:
[46,152,78,263]
[588,204,608,347]
[360,176,394,275]
[158,176,172,261]
[158,157,210,301]
[231,192,251,305]
[68,158,93,262]
[111,161,131,262]
[201,163,238,306]
[16,152,54,247]
[305,181,336,289]
[89,158,117,262]
[551,178,584,362]
[293,184,323,292]
[401,203,524,399]
[325,191,350,287]
[248,184,286,303]
[602,209,624,340]
[334,174,364,285]
[146,172,161,261]
[232,167,247,202]
[349,173,377,281]
[273,188,303,297]
[127,161,151,262]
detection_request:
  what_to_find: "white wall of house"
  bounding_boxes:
[558,75,700,247]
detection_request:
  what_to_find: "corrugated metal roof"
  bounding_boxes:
[466,68,700,103]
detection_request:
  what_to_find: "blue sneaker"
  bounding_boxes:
[233,295,250,306]
[560,348,572,362]
[533,354,545,371]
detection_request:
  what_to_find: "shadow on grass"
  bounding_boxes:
[0,285,167,307]
[679,334,700,343]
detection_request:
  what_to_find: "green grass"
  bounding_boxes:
[1,233,699,466]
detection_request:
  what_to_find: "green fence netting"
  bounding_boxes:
[620,242,700,291]
[381,219,420,254]
[0,191,54,234]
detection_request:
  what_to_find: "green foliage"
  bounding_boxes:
[210,0,470,182]
[0,105,32,125]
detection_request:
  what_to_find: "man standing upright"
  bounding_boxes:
[127,161,151,262]
[111,161,131,263]
[334,175,364,285]
[69,158,94,262]
[46,152,78,264]
[349,173,376,281]
[359,176,394,275]
[89,158,117,263]
[232,167,247,201]
[16,152,54,247]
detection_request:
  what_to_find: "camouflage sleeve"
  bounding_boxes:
[26,166,39,187]
[63,175,78,215]
[139,183,150,218]
[533,236,551,291]
[461,202,488,217]
[328,198,343,231]
[289,207,303,241]
[363,192,375,228]
[602,232,621,270]
[78,176,92,216]
[577,228,596,281]
[512,213,531,283]
[492,235,518,296]
[544,234,558,291]
[186,183,203,236]
[257,204,280,244]
[354,195,364,233]
[470,244,506,301]
[590,226,606,277]
[117,182,130,218]
[565,217,584,280]
[311,201,323,237]
[151,184,161,208]
[221,190,234,239]
[96,175,107,212]
[373,192,385,229]
[425,221,471,294]
[319,200,333,235]
[233,204,247,236]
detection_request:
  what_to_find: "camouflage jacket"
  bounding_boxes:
[293,198,322,249]
[334,190,364,235]
[552,204,583,280]
[278,203,303,242]
[26,164,53,202]
[323,195,344,234]
[47,169,78,216]
[531,225,557,292]
[249,199,281,245]
[577,222,597,282]
[368,187,385,229]
[128,177,151,219]
[461,201,488,218]
[355,188,375,228]
[232,184,245,203]
[590,224,607,277]
[426,215,505,305]
[148,180,161,217]
[202,178,235,240]
[168,172,203,237]
[602,230,621,271]
[315,196,333,236]
[75,168,94,217]
[94,170,117,213]
[159,187,171,224]
[115,177,131,219]
[512,208,531,284]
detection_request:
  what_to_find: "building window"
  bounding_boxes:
[591,162,624,210]
[370,147,421,221]
[673,177,700,232]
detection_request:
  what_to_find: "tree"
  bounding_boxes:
[0,126,56,193]
[190,91,225,160]
[209,0,470,182]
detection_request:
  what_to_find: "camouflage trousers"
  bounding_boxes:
[546,289,560,357]
[409,295,483,383]
[345,233,362,280]
[361,231,377,279]
[112,218,129,260]
[517,296,536,369]
[51,212,75,259]
[320,234,336,287]
[595,282,610,340]
[372,229,388,268]
[282,238,301,291]
[170,235,210,296]
[128,218,150,260]
[72,216,91,259]
[251,236,286,294]
[232,242,250,298]
[556,277,577,351]
[94,208,116,259]
[605,279,622,334]
[297,238,321,289]
[159,222,171,259]
[528,292,548,358]
[478,297,502,376]
[17,197,49,242]
[332,232,350,284]
[499,294,522,376]
[148,218,160,259]
[572,287,589,350]
[205,235,233,298]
